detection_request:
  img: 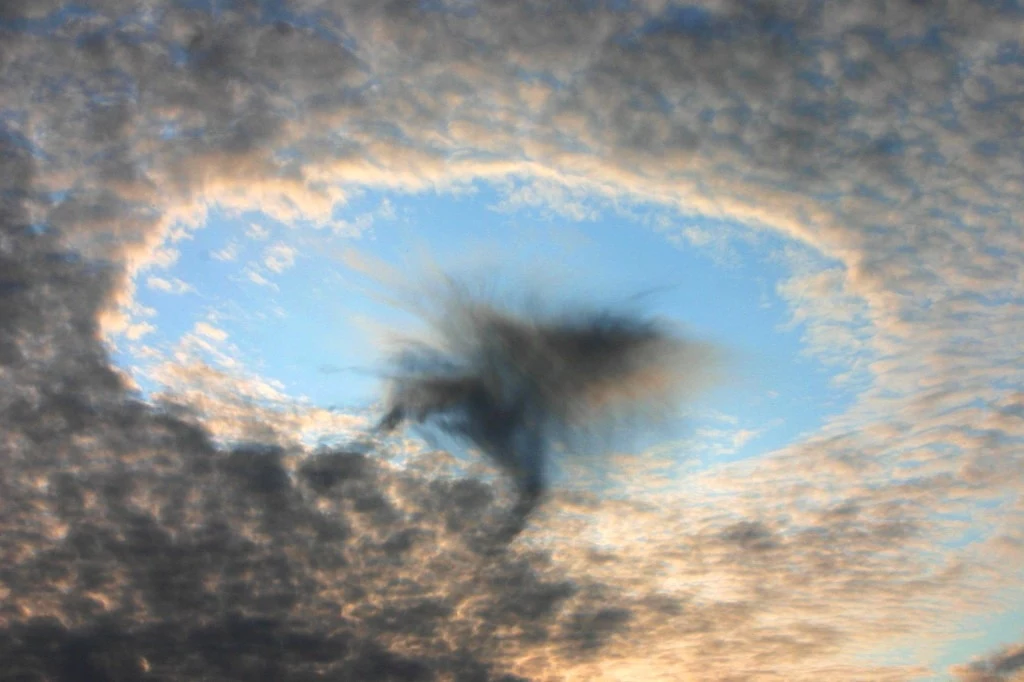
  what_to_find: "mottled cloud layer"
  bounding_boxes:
[1,1,1022,680]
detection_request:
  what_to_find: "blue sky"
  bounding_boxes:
[121,185,853,469]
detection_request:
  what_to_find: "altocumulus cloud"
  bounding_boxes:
[1,1,1023,680]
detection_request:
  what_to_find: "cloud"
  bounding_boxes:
[193,321,228,343]
[243,266,279,290]
[377,277,719,533]
[123,320,156,341]
[245,222,271,241]
[952,642,1024,682]
[691,424,769,459]
[0,1,1021,679]
[262,242,297,274]
[146,275,194,295]
[212,242,240,262]
[494,177,603,222]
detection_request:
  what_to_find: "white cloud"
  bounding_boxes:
[245,222,271,240]
[691,424,769,459]
[494,177,602,222]
[244,266,280,290]
[212,242,240,262]
[262,242,297,274]
[329,212,374,238]
[123,321,156,341]
[145,276,194,295]
[193,322,228,343]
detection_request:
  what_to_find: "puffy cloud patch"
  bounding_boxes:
[262,242,297,274]
[146,275,194,295]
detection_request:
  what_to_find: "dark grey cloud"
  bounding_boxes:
[0,51,590,682]
[0,212,602,677]
[952,641,1024,682]
[0,122,656,678]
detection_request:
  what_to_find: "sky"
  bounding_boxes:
[0,1,1022,681]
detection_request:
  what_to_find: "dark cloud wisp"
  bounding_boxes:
[377,287,716,532]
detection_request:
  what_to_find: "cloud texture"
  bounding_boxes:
[1,1,1022,679]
